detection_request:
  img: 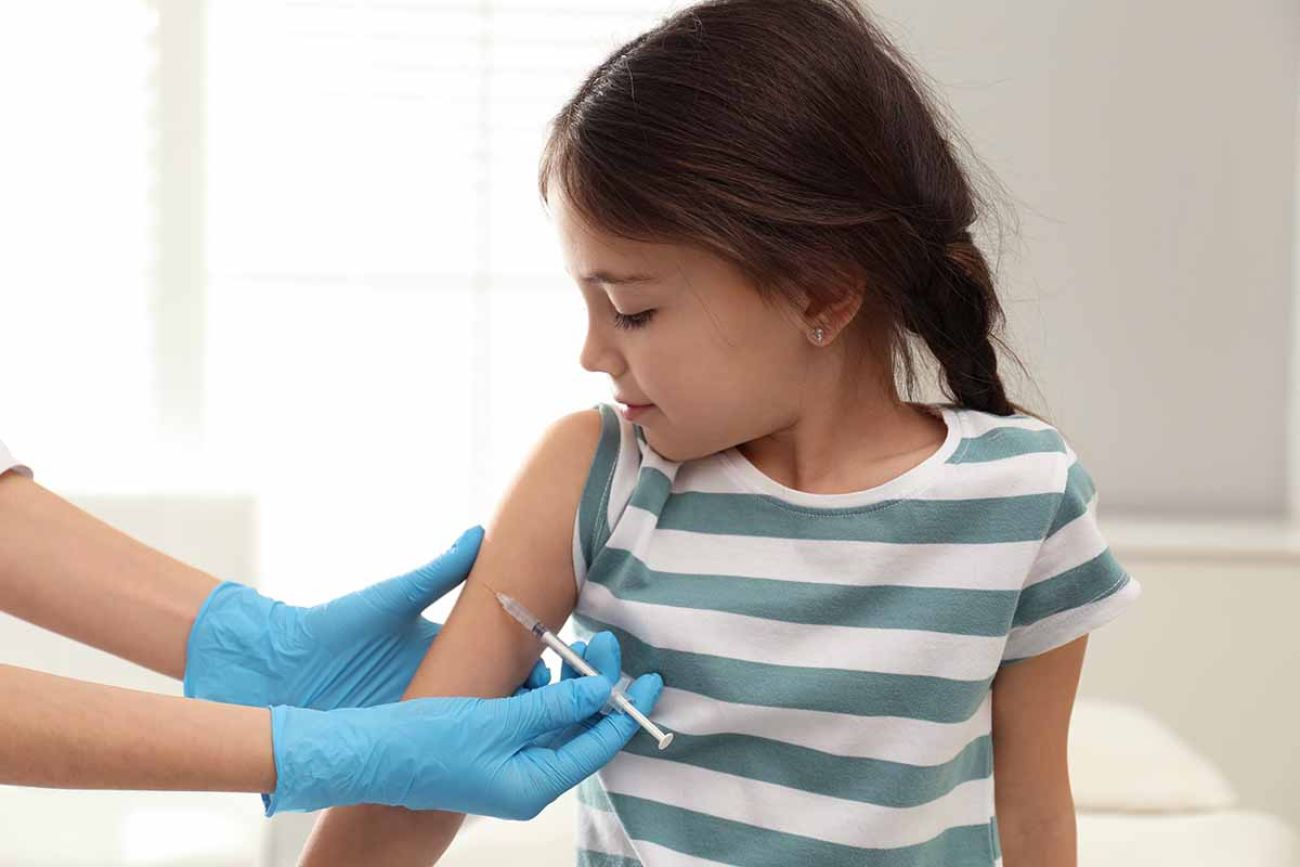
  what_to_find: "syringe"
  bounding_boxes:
[491,589,674,750]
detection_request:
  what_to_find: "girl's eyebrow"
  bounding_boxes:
[579,270,657,285]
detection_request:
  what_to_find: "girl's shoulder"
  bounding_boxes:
[944,403,1088,503]
[947,403,1072,463]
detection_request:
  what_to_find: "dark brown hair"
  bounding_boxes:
[538,0,1037,418]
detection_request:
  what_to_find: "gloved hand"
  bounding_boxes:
[183,526,548,709]
[264,630,664,819]
[527,631,640,750]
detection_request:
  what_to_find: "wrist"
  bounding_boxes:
[263,704,371,816]
[183,582,285,706]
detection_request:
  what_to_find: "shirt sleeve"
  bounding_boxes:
[0,438,33,480]
[1000,451,1141,667]
[572,403,643,594]
[573,404,626,593]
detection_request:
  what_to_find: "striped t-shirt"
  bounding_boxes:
[568,401,1142,867]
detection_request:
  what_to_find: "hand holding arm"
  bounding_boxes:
[184,525,544,710]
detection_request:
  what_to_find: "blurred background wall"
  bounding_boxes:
[0,1,1296,864]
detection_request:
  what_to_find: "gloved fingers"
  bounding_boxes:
[522,719,586,751]
[560,632,620,684]
[618,671,665,719]
[537,671,665,792]
[359,526,485,621]
[525,658,552,690]
[514,675,611,742]
[512,658,552,696]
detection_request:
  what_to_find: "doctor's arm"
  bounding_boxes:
[0,662,275,793]
[0,469,218,680]
[0,631,622,813]
[299,409,624,866]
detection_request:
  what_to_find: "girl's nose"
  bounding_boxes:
[579,327,624,378]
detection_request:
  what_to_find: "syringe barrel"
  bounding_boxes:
[539,630,598,677]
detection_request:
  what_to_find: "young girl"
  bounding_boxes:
[301,1,1141,864]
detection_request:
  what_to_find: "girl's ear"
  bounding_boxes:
[800,285,866,345]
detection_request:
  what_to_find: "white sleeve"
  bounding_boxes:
[0,438,33,480]
[1000,451,1139,666]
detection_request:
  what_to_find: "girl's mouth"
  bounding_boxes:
[618,402,655,421]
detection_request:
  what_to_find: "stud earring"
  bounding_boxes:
[811,326,826,344]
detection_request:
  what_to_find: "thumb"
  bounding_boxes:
[364,525,485,618]
[541,671,665,792]
[515,676,610,742]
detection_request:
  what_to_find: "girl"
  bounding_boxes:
[301,1,1141,864]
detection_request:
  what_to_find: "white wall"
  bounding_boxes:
[874,0,1299,519]
[1081,533,1300,833]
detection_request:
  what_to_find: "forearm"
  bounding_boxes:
[0,472,219,679]
[0,663,274,793]
[997,808,1077,867]
[298,803,464,865]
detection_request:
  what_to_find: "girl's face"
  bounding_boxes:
[550,187,821,462]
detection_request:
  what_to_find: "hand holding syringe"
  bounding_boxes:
[492,589,674,750]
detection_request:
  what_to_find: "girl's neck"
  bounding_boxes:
[734,369,948,497]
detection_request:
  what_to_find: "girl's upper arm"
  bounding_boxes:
[990,634,1087,825]
[402,408,604,700]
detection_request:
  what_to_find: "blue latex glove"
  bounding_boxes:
[183,526,548,709]
[529,632,642,750]
[265,630,664,819]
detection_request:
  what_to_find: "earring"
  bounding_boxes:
[810,326,826,344]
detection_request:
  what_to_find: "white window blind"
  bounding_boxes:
[0,3,157,489]
[0,10,269,865]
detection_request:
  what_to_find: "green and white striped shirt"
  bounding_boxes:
[570,401,1141,867]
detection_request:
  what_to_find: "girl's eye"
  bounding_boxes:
[612,309,656,330]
